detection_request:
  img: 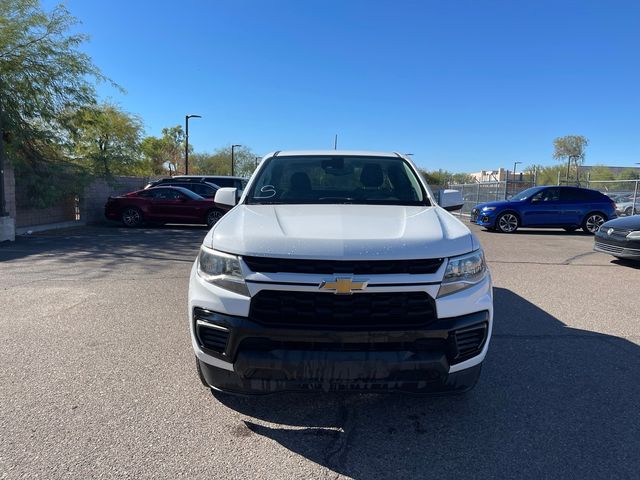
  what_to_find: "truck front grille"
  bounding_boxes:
[242,256,443,275]
[249,291,437,330]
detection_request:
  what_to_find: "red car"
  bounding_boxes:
[105,186,226,227]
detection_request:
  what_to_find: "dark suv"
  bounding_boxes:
[148,180,219,199]
[147,176,247,192]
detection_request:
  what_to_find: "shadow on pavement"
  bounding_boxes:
[611,258,640,269]
[0,224,207,264]
[214,288,640,479]
[485,228,593,236]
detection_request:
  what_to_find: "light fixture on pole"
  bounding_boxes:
[231,144,242,176]
[513,161,522,177]
[185,114,202,175]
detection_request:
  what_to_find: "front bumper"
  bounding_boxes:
[188,262,493,394]
[594,235,640,259]
[470,208,496,227]
[193,308,488,394]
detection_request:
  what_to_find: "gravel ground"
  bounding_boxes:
[1,222,638,479]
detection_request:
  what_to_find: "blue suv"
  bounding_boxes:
[471,186,617,234]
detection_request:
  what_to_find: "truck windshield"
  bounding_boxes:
[246,156,430,206]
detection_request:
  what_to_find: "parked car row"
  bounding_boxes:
[105,175,247,227]
[468,185,640,262]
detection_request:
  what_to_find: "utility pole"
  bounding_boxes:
[184,114,202,175]
[231,144,241,176]
[334,134,338,150]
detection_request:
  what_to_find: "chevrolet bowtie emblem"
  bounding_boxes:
[320,276,368,295]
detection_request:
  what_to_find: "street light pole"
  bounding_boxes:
[231,144,242,176]
[513,161,522,178]
[184,114,202,175]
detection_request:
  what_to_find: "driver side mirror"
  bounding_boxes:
[215,188,237,210]
[439,189,464,212]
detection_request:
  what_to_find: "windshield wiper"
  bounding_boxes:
[318,197,356,203]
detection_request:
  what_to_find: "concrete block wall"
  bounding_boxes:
[82,176,152,224]
[12,174,163,230]
[15,200,77,228]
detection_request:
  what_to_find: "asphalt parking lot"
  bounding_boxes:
[1,222,639,479]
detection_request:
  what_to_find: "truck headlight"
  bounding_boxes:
[438,249,487,297]
[197,247,249,296]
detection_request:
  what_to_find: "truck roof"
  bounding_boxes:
[266,150,403,159]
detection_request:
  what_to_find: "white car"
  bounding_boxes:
[615,199,640,217]
[188,150,493,394]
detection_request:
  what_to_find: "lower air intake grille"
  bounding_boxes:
[594,242,625,255]
[196,323,230,353]
[452,323,487,362]
[249,291,436,330]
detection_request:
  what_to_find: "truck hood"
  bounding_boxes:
[207,204,476,260]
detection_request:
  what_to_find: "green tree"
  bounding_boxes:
[553,135,589,183]
[418,168,450,185]
[190,145,258,177]
[588,165,614,181]
[618,169,640,180]
[525,164,565,186]
[141,126,186,174]
[66,103,144,176]
[0,0,112,205]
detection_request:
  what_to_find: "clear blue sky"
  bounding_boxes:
[47,0,640,172]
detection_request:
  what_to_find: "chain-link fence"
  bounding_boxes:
[446,180,535,216]
[585,179,640,216]
[445,178,640,217]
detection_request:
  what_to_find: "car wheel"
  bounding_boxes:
[121,207,143,227]
[496,212,519,233]
[206,209,224,227]
[625,207,634,216]
[582,213,606,234]
[563,227,578,232]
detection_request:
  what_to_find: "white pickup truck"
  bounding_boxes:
[188,150,492,394]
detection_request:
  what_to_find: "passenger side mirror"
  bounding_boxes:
[439,189,464,212]
[215,188,237,210]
